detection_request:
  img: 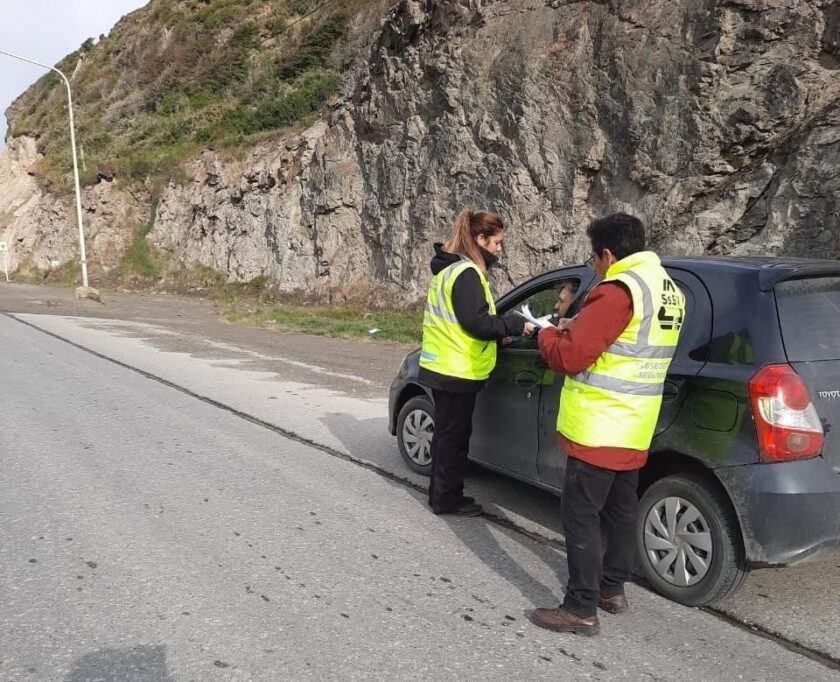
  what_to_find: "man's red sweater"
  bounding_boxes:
[538,282,648,471]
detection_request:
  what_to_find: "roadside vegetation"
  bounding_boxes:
[16,259,82,287]
[110,259,424,345]
[204,272,423,344]
[116,197,168,280]
[18,250,423,344]
[8,0,379,196]
[224,302,423,344]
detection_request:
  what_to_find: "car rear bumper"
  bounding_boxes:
[717,456,840,566]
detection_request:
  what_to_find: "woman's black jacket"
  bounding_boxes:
[418,243,526,393]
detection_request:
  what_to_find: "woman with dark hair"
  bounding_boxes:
[419,209,534,516]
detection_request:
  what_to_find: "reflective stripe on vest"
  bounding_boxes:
[557,251,685,450]
[419,259,498,381]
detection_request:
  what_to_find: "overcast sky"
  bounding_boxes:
[0,0,149,152]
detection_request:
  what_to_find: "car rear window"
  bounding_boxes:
[775,277,840,361]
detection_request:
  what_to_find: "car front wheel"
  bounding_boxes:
[396,395,435,476]
[636,473,747,606]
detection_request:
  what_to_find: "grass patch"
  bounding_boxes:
[154,262,422,344]
[45,259,82,286]
[118,225,164,279]
[117,197,167,280]
[276,14,346,80]
[223,68,340,135]
[18,258,83,286]
[160,263,229,293]
[151,263,422,344]
[225,303,423,344]
[211,274,273,305]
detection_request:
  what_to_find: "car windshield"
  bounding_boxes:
[775,277,840,362]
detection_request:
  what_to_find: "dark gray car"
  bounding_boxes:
[388,256,840,606]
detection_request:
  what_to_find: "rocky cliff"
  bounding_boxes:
[0,136,147,275]
[2,0,839,303]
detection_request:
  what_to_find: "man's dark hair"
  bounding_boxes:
[586,213,646,261]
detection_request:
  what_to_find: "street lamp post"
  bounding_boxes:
[1,48,91,291]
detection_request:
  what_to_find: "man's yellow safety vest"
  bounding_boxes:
[558,251,685,450]
[419,259,498,381]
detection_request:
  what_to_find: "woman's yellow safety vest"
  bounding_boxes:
[558,251,685,450]
[419,260,498,381]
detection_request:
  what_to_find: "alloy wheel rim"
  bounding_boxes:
[402,408,434,466]
[644,495,713,587]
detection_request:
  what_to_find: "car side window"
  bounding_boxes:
[497,267,708,359]
[672,280,694,358]
[501,277,583,350]
[665,269,712,366]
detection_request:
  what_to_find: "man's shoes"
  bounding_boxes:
[530,606,600,636]
[597,593,629,614]
[433,501,482,517]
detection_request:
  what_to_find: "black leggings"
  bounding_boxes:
[428,389,478,513]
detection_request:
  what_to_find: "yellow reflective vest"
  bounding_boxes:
[419,259,498,381]
[558,251,685,450]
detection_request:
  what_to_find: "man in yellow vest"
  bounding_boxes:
[531,213,684,636]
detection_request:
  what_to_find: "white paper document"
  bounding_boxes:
[513,304,555,329]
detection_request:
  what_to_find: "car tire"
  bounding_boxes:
[636,473,747,606]
[396,395,435,476]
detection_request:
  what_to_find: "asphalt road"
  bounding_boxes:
[1,283,839,679]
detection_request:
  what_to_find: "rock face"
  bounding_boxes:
[0,136,146,276]
[3,0,840,302]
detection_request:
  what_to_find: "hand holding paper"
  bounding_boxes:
[514,304,555,330]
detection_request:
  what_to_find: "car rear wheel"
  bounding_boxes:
[636,473,747,606]
[397,395,435,476]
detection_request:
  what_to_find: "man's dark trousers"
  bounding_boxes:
[562,455,639,617]
[428,389,477,513]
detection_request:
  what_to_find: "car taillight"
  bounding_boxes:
[748,364,824,463]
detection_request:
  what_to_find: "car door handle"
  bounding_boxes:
[515,371,540,389]
[663,380,681,400]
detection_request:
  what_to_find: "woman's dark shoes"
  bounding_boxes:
[433,501,482,516]
[530,606,600,636]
